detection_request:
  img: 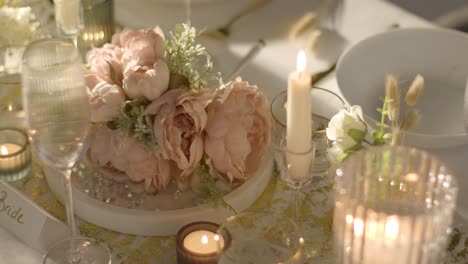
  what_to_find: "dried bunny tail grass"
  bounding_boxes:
[405,74,424,106]
[391,125,401,146]
[288,12,318,40]
[400,110,421,131]
[306,29,322,52]
[385,74,400,122]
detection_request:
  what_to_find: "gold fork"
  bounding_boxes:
[202,0,273,40]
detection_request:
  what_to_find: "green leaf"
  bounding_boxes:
[192,159,237,214]
[347,129,366,144]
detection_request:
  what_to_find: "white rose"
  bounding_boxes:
[326,105,366,148]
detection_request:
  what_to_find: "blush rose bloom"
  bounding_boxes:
[89,81,125,123]
[88,126,171,193]
[112,26,165,67]
[85,44,124,89]
[145,89,212,190]
[204,80,271,185]
[122,59,169,101]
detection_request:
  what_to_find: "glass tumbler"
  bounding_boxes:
[334,146,458,264]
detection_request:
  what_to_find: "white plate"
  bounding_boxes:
[44,153,273,236]
[337,28,468,148]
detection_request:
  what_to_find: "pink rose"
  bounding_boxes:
[112,26,165,67]
[145,89,212,190]
[89,81,125,123]
[88,126,171,193]
[204,80,271,185]
[122,59,169,100]
[85,44,124,89]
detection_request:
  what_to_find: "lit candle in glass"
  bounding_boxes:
[286,50,313,181]
[176,222,229,264]
[334,146,458,264]
[0,129,32,182]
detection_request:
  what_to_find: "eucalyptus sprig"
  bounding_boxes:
[165,23,221,91]
[192,159,237,214]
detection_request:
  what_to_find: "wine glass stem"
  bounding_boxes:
[63,168,77,237]
[291,188,300,222]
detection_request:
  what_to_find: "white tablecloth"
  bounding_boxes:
[1,0,467,263]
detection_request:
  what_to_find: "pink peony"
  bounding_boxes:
[112,26,165,67]
[122,59,169,100]
[85,44,124,89]
[145,89,212,190]
[88,81,125,123]
[88,126,171,193]
[204,79,271,185]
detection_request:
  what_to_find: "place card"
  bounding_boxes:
[0,180,67,252]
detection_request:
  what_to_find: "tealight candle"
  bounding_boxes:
[183,230,224,255]
[176,222,230,264]
[0,129,32,182]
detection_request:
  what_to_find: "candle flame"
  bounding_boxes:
[353,218,364,237]
[1,146,8,155]
[404,173,419,182]
[7,104,13,111]
[385,217,399,240]
[296,50,307,72]
[201,235,208,245]
[214,235,220,241]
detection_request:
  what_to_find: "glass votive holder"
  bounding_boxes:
[0,128,32,182]
[271,87,346,177]
[176,221,228,264]
[333,146,458,264]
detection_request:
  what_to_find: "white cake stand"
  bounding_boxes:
[44,153,273,236]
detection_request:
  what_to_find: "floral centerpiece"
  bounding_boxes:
[85,24,271,201]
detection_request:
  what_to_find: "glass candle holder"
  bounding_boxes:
[78,0,114,58]
[271,87,346,177]
[334,146,458,264]
[176,221,228,264]
[0,128,32,182]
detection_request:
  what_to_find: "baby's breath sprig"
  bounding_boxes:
[165,23,221,91]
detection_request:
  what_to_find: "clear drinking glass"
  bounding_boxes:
[217,210,303,264]
[334,146,458,264]
[21,38,111,264]
[271,87,346,178]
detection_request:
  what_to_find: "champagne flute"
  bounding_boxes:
[22,38,111,264]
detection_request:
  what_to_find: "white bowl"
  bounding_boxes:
[337,28,468,148]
